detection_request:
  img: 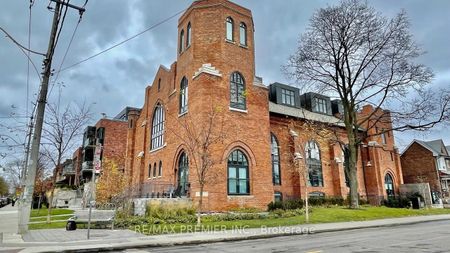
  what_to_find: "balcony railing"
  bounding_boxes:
[139,182,178,198]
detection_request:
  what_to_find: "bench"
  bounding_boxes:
[66,209,115,230]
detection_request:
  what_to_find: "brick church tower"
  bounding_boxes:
[126,0,274,211]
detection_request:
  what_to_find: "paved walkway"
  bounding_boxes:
[0,203,18,234]
[1,213,450,252]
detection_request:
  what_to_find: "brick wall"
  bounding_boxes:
[401,142,441,194]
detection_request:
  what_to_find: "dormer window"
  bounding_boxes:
[281,88,295,106]
[314,97,328,114]
[239,22,247,46]
[226,17,234,41]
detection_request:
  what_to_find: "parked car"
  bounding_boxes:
[0,197,7,207]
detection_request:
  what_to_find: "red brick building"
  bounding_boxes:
[124,0,403,210]
[401,139,450,203]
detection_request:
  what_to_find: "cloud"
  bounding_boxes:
[1,0,449,158]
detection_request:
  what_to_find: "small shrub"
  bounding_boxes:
[268,199,304,211]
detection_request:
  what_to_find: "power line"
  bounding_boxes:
[58,8,187,73]
[49,9,84,99]
[0,27,45,56]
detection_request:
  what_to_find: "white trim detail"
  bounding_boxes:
[137,151,144,158]
[193,63,222,79]
[229,107,248,113]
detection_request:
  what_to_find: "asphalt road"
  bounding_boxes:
[118,220,450,253]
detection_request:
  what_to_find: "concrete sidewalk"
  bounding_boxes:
[1,214,449,252]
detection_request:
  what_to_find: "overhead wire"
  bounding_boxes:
[57,8,187,73]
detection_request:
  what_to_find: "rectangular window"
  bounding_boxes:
[381,131,387,145]
[274,192,283,202]
[281,89,295,106]
[314,97,328,114]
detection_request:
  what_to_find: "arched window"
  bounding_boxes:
[153,162,156,178]
[148,164,151,178]
[226,17,233,41]
[271,134,281,185]
[178,152,189,196]
[186,22,191,47]
[230,72,246,110]
[179,77,188,114]
[385,173,395,198]
[158,161,162,177]
[151,103,165,150]
[179,29,185,53]
[228,149,249,195]
[239,22,247,46]
[305,140,324,187]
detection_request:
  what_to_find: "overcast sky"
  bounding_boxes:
[1,0,449,161]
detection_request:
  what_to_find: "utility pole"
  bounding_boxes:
[18,0,86,234]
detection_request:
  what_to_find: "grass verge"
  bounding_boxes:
[29,206,450,231]
[31,208,73,217]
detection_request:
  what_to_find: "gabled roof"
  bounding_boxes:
[402,139,449,157]
[446,146,450,155]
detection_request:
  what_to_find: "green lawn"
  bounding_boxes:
[28,206,450,231]
[31,208,73,217]
[30,214,74,222]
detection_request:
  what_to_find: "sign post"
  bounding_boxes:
[87,143,102,239]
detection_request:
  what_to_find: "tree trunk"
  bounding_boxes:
[197,184,204,226]
[347,139,360,209]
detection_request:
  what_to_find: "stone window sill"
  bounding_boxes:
[229,107,248,114]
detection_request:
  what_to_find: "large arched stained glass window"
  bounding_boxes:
[271,134,281,185]
[179,77,188,114]
[230,72,246,110]
[385,173,395,198]
[306,140,324,187]
[228,150,249,195]
[151,104,165,150]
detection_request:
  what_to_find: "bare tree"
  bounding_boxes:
[285,0,450,208]
[168,105,225,225]
[1,159,24,190]
[41,102,92,222]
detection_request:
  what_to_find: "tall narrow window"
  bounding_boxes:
[179,77,188,114]
[158,78,161,92]
[228,150,249,195]
[226,17,233,41]
[343,146,350,187]
[151,104,165,150]
[178,152,189,196]
[239,22,247,46]
[381,129,387,145]
[271,134,281,185]
[186,22,191,47]
[230,72,246,110]
[306,140,324,187]
[158,161,162,177]
[179,29,185,54]
[148,164,151,178]
[153,162,157,178]
[385,173,395,198]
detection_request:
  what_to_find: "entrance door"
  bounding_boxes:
[178,152,189,196]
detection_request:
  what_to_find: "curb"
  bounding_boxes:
[18,216,450,253]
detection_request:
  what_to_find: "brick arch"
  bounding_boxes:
[222,141,257,167]
[171,144,189,184]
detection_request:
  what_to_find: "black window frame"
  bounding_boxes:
[179,77,188,114]
[314,97,328,114]
[385,173,395,198]
[281,88,295,106]
[227,149,250,195]
[153,162,156,178]
[151,103,165,150]
[306,140,324,187]
[230,72,246,110]
[271,134,281,185]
